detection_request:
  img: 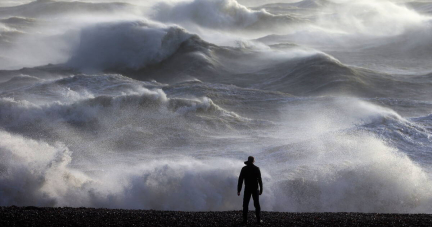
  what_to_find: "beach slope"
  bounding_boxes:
[1,206,432,226]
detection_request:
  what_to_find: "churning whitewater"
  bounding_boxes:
[0,0,432,213]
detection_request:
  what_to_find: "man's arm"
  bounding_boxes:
[237,168,244,195]
[258,168,263,195]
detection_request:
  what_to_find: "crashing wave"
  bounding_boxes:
[152,0,302,31]
[68,21,194,71]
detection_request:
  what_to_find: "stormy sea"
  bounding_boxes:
[0,0,431,214]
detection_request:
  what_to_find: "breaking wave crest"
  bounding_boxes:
[0,131,242,209]
[153,0,301,31]
[68,21,193,71]
[1,127,432,212]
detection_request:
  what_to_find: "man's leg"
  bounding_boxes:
[252,190,261,223]
[243,190,252,223]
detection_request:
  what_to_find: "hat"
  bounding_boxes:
[244,156,254,164]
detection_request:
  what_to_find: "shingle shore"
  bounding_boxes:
[1,206,432,227]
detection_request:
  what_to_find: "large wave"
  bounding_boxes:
[1,94,432,212]
[68,21,193,71]
[0,130,242,209]
[152,0,302,31]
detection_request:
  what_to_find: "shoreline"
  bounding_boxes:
[1,206,432,226]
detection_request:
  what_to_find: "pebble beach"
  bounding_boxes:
[1,206,432,227]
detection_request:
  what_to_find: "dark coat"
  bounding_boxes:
[238,162,263,194]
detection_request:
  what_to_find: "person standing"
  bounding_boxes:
[237,156,263,224]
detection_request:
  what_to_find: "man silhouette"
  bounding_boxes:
[238,156,263,224]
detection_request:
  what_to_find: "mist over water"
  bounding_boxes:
[0,0,432,213]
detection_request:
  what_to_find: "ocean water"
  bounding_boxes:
[0,0,431,213]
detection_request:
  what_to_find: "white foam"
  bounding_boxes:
[0,133,247,210]
[1,125,432,212]
[315,0,431,36]
[153,0,271,30]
